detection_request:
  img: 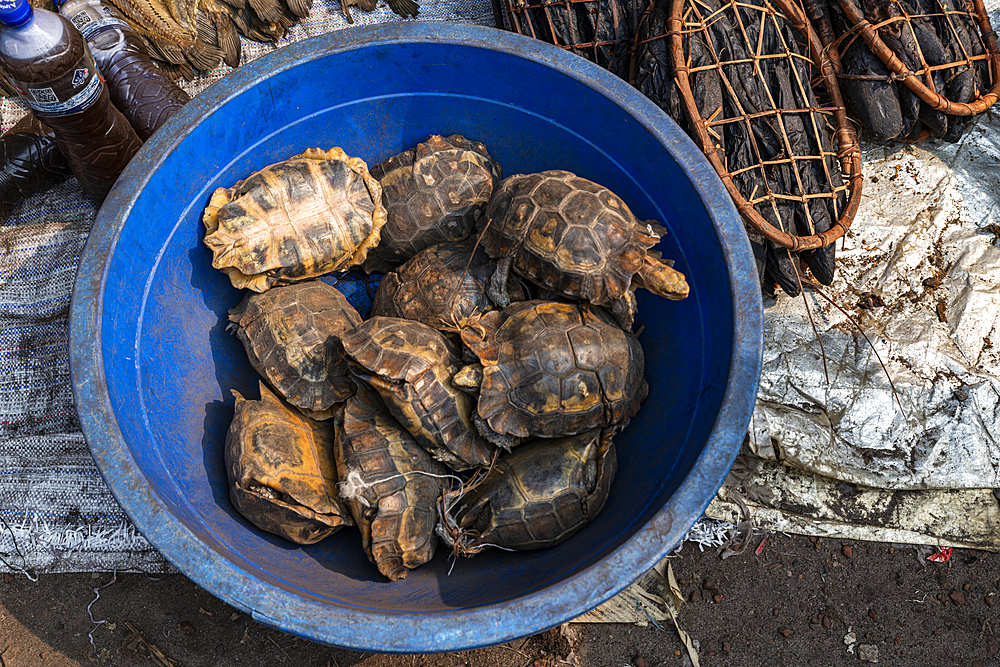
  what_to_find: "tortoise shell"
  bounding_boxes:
[371,241,525,333]
[362,135,501,273]
[333,385,448,581]
[203,147,387,292]
[460,300,647,438]
[341,316,497,470]
[225,382,352,545]
[479,171,688,326]
[228,281,362,415]
[452,429,616,551]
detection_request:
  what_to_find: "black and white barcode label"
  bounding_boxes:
[8,51,103,117]
[65,3,129,40]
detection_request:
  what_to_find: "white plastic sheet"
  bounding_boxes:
[686,2,1000,554]
[750,99,1000,491]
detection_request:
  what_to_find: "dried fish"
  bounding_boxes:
[634,0,760,279]
[107,0,223,73]
[199,0,242,67]
[821,0,995,142]
[633,5,686,126]
[507,0,645,79]
[652,0,853,293]
[247,0,281,23]
[773,18,839,284]
[386,0,418,17]
[711,0,800,294]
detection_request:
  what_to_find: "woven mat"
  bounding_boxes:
[0,0,495,576]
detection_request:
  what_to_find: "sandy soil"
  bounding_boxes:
[0,532,995,666]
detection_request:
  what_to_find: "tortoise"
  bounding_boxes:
[455,300,647,444]
[334,385,449,581]
[361,135,501,274]
[370,241,526,334]
[341,316,497,470]
[478,170,689,329]
[442,429,617,552]
[228,281,363,417]
[225,382,353,545]
[203,147,387,292]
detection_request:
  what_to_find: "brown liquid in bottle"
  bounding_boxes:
[58,0,190,141]
[0,1,142,203]
[0,113,72,212]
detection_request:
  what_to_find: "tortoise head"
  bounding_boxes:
[452,364,483,394]
[634,255,690,300]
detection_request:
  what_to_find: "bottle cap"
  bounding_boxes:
[0,0,32,28]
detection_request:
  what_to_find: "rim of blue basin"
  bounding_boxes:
[69,21,763,653]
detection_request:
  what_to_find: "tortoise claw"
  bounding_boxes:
[473,413,516,450]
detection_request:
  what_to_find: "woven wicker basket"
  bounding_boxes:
[655,0,863,252]
[828,0,1000,116]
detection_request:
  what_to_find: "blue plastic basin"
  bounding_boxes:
[69,22,763,652]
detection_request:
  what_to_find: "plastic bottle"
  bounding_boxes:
[0,112,72,212]
[55,0,191,141]
[0,0,142,202]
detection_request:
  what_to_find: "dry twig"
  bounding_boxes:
[122,621,178,667]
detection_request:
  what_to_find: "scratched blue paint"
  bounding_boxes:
[68,22,763,652]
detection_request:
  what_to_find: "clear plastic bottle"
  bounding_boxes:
[0,0,141,202]
[0,112,72,212]
[55,0,191,141]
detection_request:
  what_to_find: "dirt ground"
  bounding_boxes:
[0,532,996,666]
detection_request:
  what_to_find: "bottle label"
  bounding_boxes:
[6,52,103,117]
[66,4,130,40]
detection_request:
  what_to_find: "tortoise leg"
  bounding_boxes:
[487,255,514,308]
[611,290,637,330]
[473,413,517,451]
